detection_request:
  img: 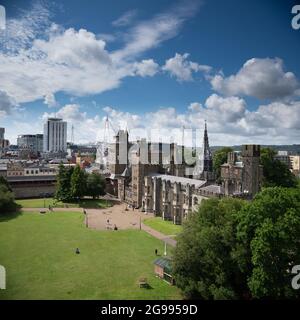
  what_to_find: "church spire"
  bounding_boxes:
[203,120,211,160]
[193,121,214,180]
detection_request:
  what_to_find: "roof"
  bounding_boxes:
[154,257,173,274]
[221,161,243,168]
[200,184,224,194]
[25,164,54,170]
[149,173,207,188]
[121,166,131,177]
[7,175,57,182]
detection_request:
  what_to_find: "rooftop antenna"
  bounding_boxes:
[71,124,75,145]
[181,125,185,164]
[181,125,185,147]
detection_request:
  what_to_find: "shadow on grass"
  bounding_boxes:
[0,206,22,222]
[143,283,153,290]
[77,199,117,209]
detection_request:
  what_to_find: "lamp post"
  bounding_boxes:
[164,241,167,256]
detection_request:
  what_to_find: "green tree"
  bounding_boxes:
[86,173,106,199]
[173,197,247,299]
[0,176,12,191]
[237,187,300,299]
[0,178,18,214]
[70,165,87,200]
[55,163,74,201]
[260,148,297,188]
[213,147,233,183]
[174,187,300,300]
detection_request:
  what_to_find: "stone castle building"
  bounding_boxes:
[221,145,263,197]
[105,124,263,224]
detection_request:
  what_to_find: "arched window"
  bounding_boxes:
[193,197,198,205]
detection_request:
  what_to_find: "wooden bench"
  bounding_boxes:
[138,277,148,288]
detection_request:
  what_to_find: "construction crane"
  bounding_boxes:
[96,115,116,169]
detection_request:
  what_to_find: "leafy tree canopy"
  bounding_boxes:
[173,197,246,299]
[0,177,18,214]
[55,164,106,201]
[260,148,297,188]
[86,173,105,199]
[237,187,300,299]
[174,187,300,299]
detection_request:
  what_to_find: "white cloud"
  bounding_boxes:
[44,93,57,107]
[0,2,201,105]
[0,90,17,118]
[103,106,141,131]
[211,58,299,100]
[43,104,86,122]
[0,26,121,103]
[0,1,52,54]
[98,96,300,145]
[163,53,211,81]
[0,27,162,104]
[205,94,246,122]
[188,102,202,112]
[133,59,159,77]
[11,94,298,146]
[112,1,201,61]
[112,10,138,27]
[42,104,101,143]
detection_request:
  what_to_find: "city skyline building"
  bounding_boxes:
[43,118,67,153]
[17,134,43,155]
[0,128,4,140]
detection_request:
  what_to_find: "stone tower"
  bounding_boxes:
[241,145,262,196]
[109,130,128,175]
[193,121,214,180]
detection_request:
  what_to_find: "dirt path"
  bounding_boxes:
[141,223,177,247]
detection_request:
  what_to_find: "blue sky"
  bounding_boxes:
[0,0,299,145]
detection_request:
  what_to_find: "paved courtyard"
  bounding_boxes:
[86,203,153,230]
[85,203,177,247]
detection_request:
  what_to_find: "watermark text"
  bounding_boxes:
[292,5,300,30]
[0,5,5,30]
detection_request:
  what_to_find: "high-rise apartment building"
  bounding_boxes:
[43,118,67,153]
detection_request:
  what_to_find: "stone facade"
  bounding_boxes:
[142,175,224,224]
[221,145,263,197]
[106,125,263,225]
[7,162,25,177]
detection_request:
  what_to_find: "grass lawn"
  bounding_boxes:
[0,211,181,300]
[16,198,112,209]
[143,217,182,236]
